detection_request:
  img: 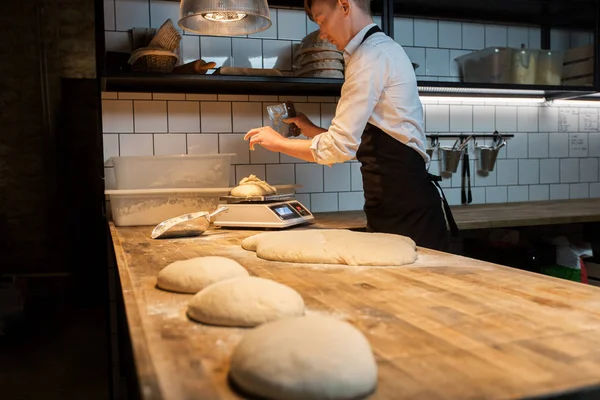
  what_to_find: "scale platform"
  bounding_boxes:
[213,194,314,229]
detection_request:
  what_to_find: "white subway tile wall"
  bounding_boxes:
[102,1,600,211]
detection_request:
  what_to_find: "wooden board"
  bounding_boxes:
[110,221,600,400]
[310,199,600,231]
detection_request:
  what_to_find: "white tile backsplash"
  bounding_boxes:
[103,134,119,162]
[529,185,550,202]
[426,49,450,77]
[425,105,449,132]
[505,132,528,159]
[449,105,472,132]
[580,158,599,182]
[250,9,278,39]
[132,101,166,133]
[570,183,589,199]
[168,101,200,133]
[590,183,600,199]
[486,186,508,203]
[262,40,292,70]
[496,160,518,186]
[232,38,263,69]
[201,37,232,67]
[180,36,200,64]
[473,106,495,132]
[560,158,580,183]
[517,107,538,132]
[462,23,485,50]
[338,192,364,211]
[438,21,462,49]
[105,31,132,52]
[232,102,262,132]
[528,133,549,158]
[496,107,518,132]
[119,134,153,156]
[201,102,232,132]
[485,25,508,47]
[519,159,540,184]
[540,158,560,184]
[150,0,180,30]
[310,193,338,213]
[350,163,363,191]
[414,19,438,47]
[550,184,570,200]
[219,134,249,164]
[324,163,351,192]
[507,26,529,48]
[102,100,133,133]
[187,134,219,154]
[250,146,280,164]
[394,17,414,46]
[539,106,559,132]
[404,47,426,75]
[549,133,570,158]
[508,186,529,202]
[296,164,324,193]
[115,0,149,31]
[266,164,295,185]
[277,9,307,40]
[569,133,588,158]
[153,134,186,155]
[589,133,600,157]
[104,0,116,30]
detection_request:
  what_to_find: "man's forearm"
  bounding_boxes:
[274,138,316,162]
[302,125,327,139]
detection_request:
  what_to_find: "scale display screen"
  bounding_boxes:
[269,204,299,220]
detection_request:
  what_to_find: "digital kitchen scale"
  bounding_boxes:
[213,194,314,229]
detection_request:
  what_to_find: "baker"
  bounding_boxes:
[244,0,458,251]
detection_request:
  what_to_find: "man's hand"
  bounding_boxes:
[244,126,285,151]
[283,113,327,138]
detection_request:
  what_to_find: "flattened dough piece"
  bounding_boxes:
[156,256,248,293]
[243,229,417,266]
[187,276,305,327]
[229,315,378,400]
[230,174,276,197]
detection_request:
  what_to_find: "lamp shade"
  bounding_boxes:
[179,0,272,36]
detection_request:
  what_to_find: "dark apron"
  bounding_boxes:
[354,26,459,251]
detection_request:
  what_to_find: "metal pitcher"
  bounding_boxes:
[441,147,463,173]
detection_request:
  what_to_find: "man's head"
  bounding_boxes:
[304,0,372,51]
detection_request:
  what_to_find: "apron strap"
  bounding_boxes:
[428,173,459,237]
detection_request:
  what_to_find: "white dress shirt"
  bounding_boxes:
[310,23,429,167]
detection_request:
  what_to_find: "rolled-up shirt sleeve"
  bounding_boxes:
[310,44,391,165]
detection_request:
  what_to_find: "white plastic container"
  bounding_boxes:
[105,188,230,226]
[110,154,235,190]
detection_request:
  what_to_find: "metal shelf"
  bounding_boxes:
[102,73,596,99]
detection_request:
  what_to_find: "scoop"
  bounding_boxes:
[151,206,228,239]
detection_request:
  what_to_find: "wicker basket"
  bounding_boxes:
[128,47,179,73]
[148,19,182,52]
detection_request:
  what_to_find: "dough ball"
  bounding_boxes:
[229,315,378,400]
[187,276,305,327]
[241,231,278,251]
[156,256,248,294]
[243,229,417,266]
[230,174,276,197]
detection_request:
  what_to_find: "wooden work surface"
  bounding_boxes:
[311,198,600,231]
[111,218,600,400]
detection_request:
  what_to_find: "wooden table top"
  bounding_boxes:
[110,217,600,400]
[311,198,600,231]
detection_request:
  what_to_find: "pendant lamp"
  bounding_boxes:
[179,0,272,36]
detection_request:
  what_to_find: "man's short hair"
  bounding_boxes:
[304,0,371,21]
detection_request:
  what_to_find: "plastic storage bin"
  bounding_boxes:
[455,47,515,84]
[536,50,564,85]
[105,188,230,226]
[511,47,539,84]
[110,154,235,190]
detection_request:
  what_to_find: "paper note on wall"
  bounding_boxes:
[570,133,588,157]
